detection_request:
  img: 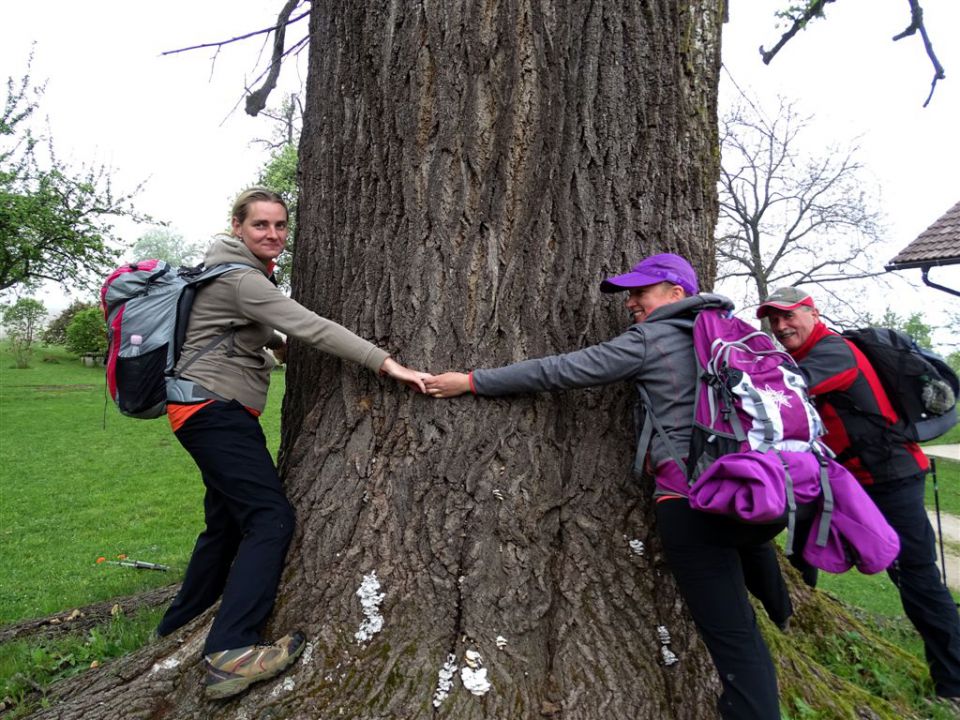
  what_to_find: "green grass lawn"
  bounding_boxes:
[0,343,284,624]
[925,457,960,515]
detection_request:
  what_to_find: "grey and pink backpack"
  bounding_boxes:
[643,307,899,574]
[100,260,247,419]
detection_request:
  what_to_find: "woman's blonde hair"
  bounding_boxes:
[231,187,288,225]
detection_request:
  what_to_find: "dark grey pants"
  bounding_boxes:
[657,498,788,720]
[156,401,295,654]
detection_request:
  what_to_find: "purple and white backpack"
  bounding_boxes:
[640,307,899,573]
[688,308,823,458]
[638,307,829,553]
[100,260,248,419]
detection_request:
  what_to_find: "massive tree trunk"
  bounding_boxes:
[28,2,725,718]
[280,1,723,717]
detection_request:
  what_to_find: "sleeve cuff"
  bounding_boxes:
[468,371,477,394]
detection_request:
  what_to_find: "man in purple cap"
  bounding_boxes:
[759,286,960,703]
[426,253,792,720]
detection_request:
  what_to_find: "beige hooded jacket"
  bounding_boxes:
[175,235,389,412]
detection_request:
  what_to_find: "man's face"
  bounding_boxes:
[767,306,819,351]
[624,282,685,324]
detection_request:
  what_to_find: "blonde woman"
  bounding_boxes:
[156,188,428,699]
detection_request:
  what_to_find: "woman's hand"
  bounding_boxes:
[424,372,471,398]
[380,357,430,393]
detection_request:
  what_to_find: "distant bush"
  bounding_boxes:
[66,308,108,357]
[2,298,48,368]
[948,350,960,377]
[43,300,96,346]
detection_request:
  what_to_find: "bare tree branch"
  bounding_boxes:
[160,7,310,58]
[250,92,303,150]
[759,0,834,65]
[715,91,890,321]
[244,0,303,116]
[756,0,945,106]
[892,0,946,107]
[160,3,310,118]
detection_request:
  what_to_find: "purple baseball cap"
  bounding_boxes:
[600,253,699,295]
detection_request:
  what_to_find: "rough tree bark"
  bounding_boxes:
[28,2,725,718]
[281,1,723,717]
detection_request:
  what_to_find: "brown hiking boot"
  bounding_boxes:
[204,631,306,700]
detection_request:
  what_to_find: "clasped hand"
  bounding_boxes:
[423,372,470,398]
[379,358,470,399]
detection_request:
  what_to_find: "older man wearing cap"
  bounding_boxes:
[758,286,960,702]
[426,253,792,720]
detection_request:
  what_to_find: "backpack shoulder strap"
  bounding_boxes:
[631,315,697,475]
[633,384,688,478]
[183,261,253,284]
[171,263,254,375]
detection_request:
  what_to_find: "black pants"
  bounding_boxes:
[156,401,296,655]
[789,472,960,697]
[657,498,789,720]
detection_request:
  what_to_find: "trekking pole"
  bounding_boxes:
[96,556,169,572]
[931,457,948,588]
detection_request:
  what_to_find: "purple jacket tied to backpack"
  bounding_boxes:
[683,452,899,574]
[645,307,899,575]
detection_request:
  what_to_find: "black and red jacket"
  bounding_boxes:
[789,322,929,485]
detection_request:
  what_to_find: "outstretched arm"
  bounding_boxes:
[425,328,650,399]
[424,372,472,398]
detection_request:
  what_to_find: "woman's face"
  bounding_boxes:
[624,282,684,324]
[232,201,288,262]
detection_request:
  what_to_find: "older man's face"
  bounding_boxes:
[766,306,819,352]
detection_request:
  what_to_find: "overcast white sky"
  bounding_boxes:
[1,0,308,293]
[720,0,960,335]
[3,1,959,340]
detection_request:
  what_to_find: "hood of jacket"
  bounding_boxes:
[643,292,735,324]
[204,234,272,275]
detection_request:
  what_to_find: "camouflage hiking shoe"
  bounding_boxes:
[204,631,306,700]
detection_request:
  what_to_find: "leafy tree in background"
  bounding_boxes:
[870,309,935,350]
[64,306,107,358]
[868,311,960,381]
[947,350,960,375]
[716,95,886,321]
[1,55,146,293]
[258,144,298,288]
[2,296,46,368]
[128,227,204,267]
[41,299,95,345]
[250,93,300,288]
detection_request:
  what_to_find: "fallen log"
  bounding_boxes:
[0,584,180,644]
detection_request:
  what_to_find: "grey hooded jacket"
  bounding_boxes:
[174,235,389,412]
[472,294,735,472]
